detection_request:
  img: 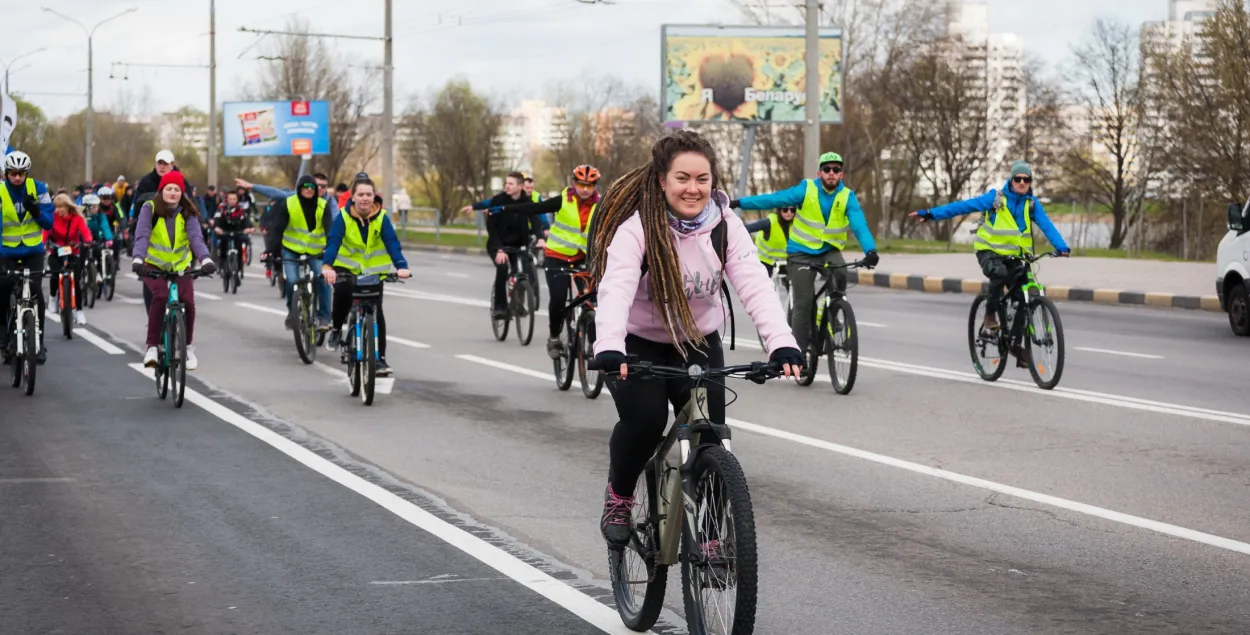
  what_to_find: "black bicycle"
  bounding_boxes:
[142,268,213,409]
[793,259,865,394]
[338,272,402,406]
[597,358,786,635]
[90,240,117,303]
[284,254,325,364]
[3,266,45,396]
[218,231,249,294]
[968,251,1066,390]
[550,263,603,397]
[489,246,537,346]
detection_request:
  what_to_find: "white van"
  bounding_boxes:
[1218,203,1250,335]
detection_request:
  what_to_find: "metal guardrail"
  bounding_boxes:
[393,206,484,243]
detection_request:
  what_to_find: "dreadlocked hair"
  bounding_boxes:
[588,129,722,357]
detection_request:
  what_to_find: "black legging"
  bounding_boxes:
[544,261,587,338]
[491,250,534,310]
[331,267,387,357]
[606,332,725,497]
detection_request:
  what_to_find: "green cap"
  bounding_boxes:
[1010,161,1033,179]
[818,152,843,166]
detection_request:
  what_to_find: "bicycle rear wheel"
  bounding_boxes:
[577,309,603,399]
[608,465,668,632]
[490,287,509,341]
[682,446,757,635]
[21,312,37,396]
[827,298,859,395]
[361,313,377,406]
[171,311,187,408]
[294,291,317,365]
[967,294,1008,382]
[1025,296,1065,390]
[553,311,575,391]
[514,279,535,346]
[60,276,74,339]
[85,266,97,308]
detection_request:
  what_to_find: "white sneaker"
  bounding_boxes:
[143,346,158,367]
[74,310,86,326]
[185,345,199,371]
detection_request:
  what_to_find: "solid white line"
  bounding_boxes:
[198,291,223,301]
[454,354,1250,557]
[236,302,287,317]
[75,328,125,355]
[45,313,60,323]
[114,293,143,305]
[1075,347,1164,360]
[123,362,646,634]
[859,321,887,328]
[388,336,430,349]
[444,272,471,279]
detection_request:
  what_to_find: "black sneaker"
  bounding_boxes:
[600,484,635,548]
[35,347,47,365]
[316,316,331,332]
[284,313,298,331]
[327,329,342,351]
[491,309,508,320]
[375,358,393,377]
[546,337,562,360]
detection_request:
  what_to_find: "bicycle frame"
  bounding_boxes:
[7,271,41,358]
[163,278,183,364]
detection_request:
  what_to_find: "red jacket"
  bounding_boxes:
[45,213,93,254]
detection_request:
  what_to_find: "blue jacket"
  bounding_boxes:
[253,184,340,219]
[738,180,877,254]
[923,180,1069,252]
[1,179,55,258]
[86,213,114,242]
[324,212,408,270]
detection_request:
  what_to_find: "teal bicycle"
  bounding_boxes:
[968,251,1065,390]
[142,268,212,408]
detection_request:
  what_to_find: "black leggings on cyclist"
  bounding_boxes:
[976,251,1025,315]
[544,261,587,338]
[491,250,533,309]
[47,254,84,311]
[330,266,387,357]
[606,332,725,498]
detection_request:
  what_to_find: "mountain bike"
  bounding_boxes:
[48,243,86,339]
[550,264,603,397]
[758,261,791,350]
[527,233,545,305]
[3,266,44,396]
[91,241,117,303]
[268,258,286,298]
[598,358,785,635]
[968,251,1065,390]
[489,246,537,346]
[338,272,401,406]
[142,268,212,409]
[284,254,325,364]
[793,259,865,394]
[219,231,248,294]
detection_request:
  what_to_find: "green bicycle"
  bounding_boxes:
[968,251,1065,390]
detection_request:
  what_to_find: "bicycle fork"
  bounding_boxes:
[654,387,732,567]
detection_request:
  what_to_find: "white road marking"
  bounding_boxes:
[444,272,471,279]
[124,362,642,634]
[369,577,505,585]
[113,293,143,305]
[45,313,60,323]
[859,321,887,328]
[197,291,223,301]
[454,354,1250,558]
[315,358,394,394]
[388,336,430,349]
[1075,347,1164,360]
[75,328,125,355]
[236,302,287,317]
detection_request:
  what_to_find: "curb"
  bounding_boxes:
[855,270,1223,313]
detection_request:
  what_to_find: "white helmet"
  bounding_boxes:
[4,151,32,173]
[82,194,100,206]
[97,186,114,197]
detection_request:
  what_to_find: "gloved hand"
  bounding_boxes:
[909,210,931,222]
[862,250,880,269]
[259,252,273,263]
[132,260,151,276]
[593,350,629,378]
[1057,251,1071,258]
[769,346,805,380]
[728,199,741,209]
[23,194,38,211]
[198,260,217,276]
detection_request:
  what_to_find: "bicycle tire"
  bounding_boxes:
[797,301,823,387]
[59,276,73,339]
[294,291,316,365]
[1025,296,1065,390]
[490,287,509,341]
[967,294,1008,382]
[10,319,22,388]
[608,466,668,631]
[233,251,244,291]
[21,312,37,396]
[681,446,758,635]
[553,311,575,391]
[85,266,97,308]
[514,279,535,346]
[362,313,376,406]
[171,310,187,408]
[578,309,603,399]
[348,324,362,397]
[222,259,232,292]
[156,342,169,400]
[827,298,859,395]
[105,273,115,301]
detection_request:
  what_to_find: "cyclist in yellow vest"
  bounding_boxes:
[0,151,55,365]
[476,164,601,359]
[743,205,795,277]
[911,161,1071,335]
[321,177,411,377]
[730,152,879,355]
[258,175,337,331]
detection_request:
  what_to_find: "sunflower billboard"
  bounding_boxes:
[662,25,843,124]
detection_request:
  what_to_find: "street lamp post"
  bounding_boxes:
[42,6,137,183]
[2,47,46,94]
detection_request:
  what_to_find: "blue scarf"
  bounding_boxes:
[668,190,728,234]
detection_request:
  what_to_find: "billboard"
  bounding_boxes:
[222,100,330,157]
[661,25,843,124]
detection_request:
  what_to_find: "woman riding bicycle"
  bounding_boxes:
[588,130,804,547]
[322,177,411,377]
[46,193,94,326]
[131,171,216,370]
[743,205,795,277]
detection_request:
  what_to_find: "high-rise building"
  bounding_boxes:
[1142,0,1216,52]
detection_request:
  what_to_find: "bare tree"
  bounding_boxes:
[547,78,663,188]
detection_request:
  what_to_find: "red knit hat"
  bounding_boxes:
[158,171,186,194]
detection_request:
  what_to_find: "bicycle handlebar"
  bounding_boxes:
[334,272,404,284]
[589,357,786,384]
[1017,251,1063,263]
[140,268,214,281]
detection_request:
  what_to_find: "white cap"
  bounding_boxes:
[155,150,175,164]
[116,175,126,182]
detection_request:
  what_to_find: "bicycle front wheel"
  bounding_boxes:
[171,310,187,408]
[608,465,668,632]
[682,446,757,635]
[490,287,509,341]
[577,309,603,399]
[361,313,377,406]
[294,292,317,365]
[967,294,1007,382]
[1025,296,1065,390]
[60,277,74,339]
[21,312,37,396]
[513,279,535,346]
[827,298,859,395]
[10,320,23,388]
[553,311,575,391]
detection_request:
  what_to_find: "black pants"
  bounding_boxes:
[976,251,1025,314]
[0,253,47,350]
[47,254,85,311]
[606,333,725,497]
[331,267,387,357]
[216,235,251,265]
[544,261,587,338]
[491,250,534,310]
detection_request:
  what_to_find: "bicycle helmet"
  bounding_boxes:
[572,164,600,184]
[4,150,32,173]
[97,186,114,197]
[82,194,100,206]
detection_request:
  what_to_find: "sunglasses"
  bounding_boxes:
[300,184,317,190]
[5,171,25,178]
[573,181,596,188]
[820,165,843,174]
[1012,176,1032,184]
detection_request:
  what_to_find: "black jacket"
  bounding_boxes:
[485,192,544,255]
[263,177,335,256]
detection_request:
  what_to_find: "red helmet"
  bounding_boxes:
[572,164,600,184]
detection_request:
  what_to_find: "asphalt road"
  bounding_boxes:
[5,248,1248,634]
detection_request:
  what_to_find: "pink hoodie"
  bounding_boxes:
[594,200,798,356]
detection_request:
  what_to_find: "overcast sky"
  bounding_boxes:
[4,0,1165,119]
